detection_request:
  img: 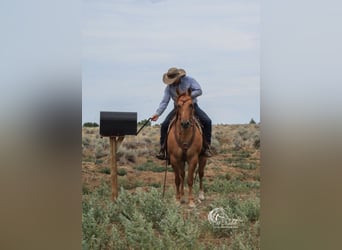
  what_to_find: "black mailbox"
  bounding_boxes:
[100,111,137,136]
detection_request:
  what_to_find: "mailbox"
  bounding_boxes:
[100,111,137,136]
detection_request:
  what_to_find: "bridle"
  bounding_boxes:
[174,97,196,159]
[176,97,194,128]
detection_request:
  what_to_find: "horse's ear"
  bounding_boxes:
[176,88,181,96]
[187,88,192,96]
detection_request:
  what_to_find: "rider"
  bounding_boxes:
[151,67,212,160]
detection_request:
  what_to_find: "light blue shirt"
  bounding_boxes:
[155,76,202,116]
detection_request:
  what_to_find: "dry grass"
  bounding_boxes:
[82,123,260,249]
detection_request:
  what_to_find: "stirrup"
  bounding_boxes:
[203,149,212,157]
[201,146,212,157]
[156,149,166,160]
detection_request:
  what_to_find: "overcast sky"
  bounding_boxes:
[82,0,259,124]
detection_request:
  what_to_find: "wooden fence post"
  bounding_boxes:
[110,136,124,201]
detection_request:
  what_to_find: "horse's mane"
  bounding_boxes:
[176,89,192,103]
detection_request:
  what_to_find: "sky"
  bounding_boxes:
[82,0,259,125]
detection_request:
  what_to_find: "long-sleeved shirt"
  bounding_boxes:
[155,75,203,116]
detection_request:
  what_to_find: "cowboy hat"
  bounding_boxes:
[162,67,186,85]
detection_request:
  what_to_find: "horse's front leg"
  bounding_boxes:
[180,163,185,203]
[187,158,198,208]
[172,166,181,203]
[171,156,182,204]
[198,156,207,201]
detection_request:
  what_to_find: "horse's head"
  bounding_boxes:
[176,88,194,129]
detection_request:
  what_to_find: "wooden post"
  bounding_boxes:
[110,136,124,201]
[110,137,117,201]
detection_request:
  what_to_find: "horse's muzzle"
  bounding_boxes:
[181,120,191,129]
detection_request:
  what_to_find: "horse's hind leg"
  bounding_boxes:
[198,156,207,201]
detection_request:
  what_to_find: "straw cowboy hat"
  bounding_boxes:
[162,67,186,85]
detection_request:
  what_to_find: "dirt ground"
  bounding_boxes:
[82,124,260,199]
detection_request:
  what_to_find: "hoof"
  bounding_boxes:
[188,200,196,208]
[199,191,205,201]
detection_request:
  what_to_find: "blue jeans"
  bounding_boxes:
[160,103,212,147]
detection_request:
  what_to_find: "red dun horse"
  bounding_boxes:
[167,88,207,207]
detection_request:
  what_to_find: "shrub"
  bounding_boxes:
[233,136,244,150]
[82,184,200,249]
[240,198,260,222]
[82,180,260,249]
[95,144,107,159]
[210,137,221,154]
[149,182,161,188]
[138,119,151,127]
[117,147,137,164]
[207,178,249,194]
[158,205,200,249]
[99,167,110,175]
[118,177,144,190]
[253,138,260,149]
[134,160,173,172]
[84,128,97,134]
[121,211,163,249]
[82,137,90,147]
[83,122,99,127]
[117,168,127,176]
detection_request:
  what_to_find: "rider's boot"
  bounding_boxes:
[156,144,166,160]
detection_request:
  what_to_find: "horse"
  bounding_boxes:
[167,88,207,207]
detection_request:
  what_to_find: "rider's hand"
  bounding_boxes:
[151,114,159,121]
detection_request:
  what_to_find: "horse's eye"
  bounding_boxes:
[189,104,193,109]
[177,104,181,109]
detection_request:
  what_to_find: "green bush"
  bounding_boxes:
[117,168,127,176]
[117,147,137,163]
[83,122,99,127]
[207,178,250,194]
[158,205,200,249]
[138,119,151,127]
[82,178,260,249]
[121,211,163,249]
[118,177,144,190]
[95,144,107,159]
[99,167,110,175]
[82,184,199,249]
[240,198,260,222]
[253,138,260,149]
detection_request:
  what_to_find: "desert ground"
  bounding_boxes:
[82,123,260,249]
